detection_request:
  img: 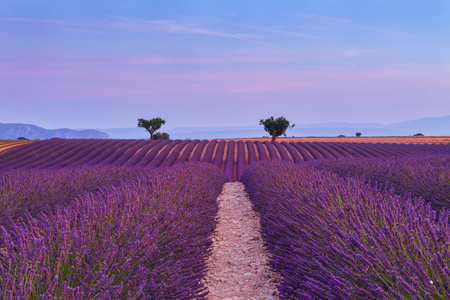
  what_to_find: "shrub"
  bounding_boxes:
[152,132,170,140]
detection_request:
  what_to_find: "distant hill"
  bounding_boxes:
[388,116,450,135]
[0,123,109,140]
[101,115,450,139]
[3,115,448,140]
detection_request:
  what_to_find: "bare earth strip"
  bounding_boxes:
[0,140,33,153]
[205,182,280,300]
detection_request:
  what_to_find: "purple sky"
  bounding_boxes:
[1,0,449,129]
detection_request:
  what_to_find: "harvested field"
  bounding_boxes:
[0,139,34,153]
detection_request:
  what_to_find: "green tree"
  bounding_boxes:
[259,116,295,142]
[356,132,361,137]
[137,117,166,139]
[153,132,170,140]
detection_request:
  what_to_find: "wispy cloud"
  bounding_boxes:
[236,23,323,40]
[110,16,258,41]
[0,53,280,70]
[0,15,262,40]
[0,17,103,34]
[0,17,71,25]
[1,62,448,102]
[293,13,420,38]
[368,27,419,38]
[293,13,351,23]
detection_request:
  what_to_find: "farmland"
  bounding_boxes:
[0,163,227,299]
[242,159,450,299]
[0,137,449,299]
[0,138,448,181]
[0,139,32,154]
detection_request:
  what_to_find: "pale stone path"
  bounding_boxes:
[205,182,280,300]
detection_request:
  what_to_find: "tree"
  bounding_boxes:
[259,116,295,142]
[153,132,170,140]
[137,117,166,139]
[356,132,361,137]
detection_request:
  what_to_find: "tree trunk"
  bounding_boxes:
[271,135,276,142]
[150,131,154,140]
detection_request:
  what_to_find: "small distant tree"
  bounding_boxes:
[137,117,166,139]
[413,133,424,136]
[17,137,28,140]
[356,132,361,137]
[259,116,295,142]
[153,132,170,140]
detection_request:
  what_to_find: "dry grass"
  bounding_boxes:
[0,140,34,153]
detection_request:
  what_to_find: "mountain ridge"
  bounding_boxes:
[100,115,450,139]
[1,115,449,140]
[0,123,109,140]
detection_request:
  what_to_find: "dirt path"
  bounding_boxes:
[205,182,280,300]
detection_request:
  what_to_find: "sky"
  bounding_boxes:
[1,0,449,130]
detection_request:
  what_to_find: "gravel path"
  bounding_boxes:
[205,182,280,300]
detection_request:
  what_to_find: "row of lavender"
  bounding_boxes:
[312,154,450,212]
[0,166,141,225]
[242,160,450,299]
[0,139,448,181]
[0,163,227,299]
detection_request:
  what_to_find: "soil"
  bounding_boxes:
[0,140,32,153]
[205,182,280,300]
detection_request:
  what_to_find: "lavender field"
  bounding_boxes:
[0,139,448,181]
[0,163,227,299]
[0,139,449,299]
[242,158,450,299]
[312,154,450,212]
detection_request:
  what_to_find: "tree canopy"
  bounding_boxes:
[137,117,166,139]
[259,116,295,142]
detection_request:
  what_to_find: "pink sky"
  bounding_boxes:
[1,1,449,129]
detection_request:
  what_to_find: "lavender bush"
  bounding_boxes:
[188,140,208,163]
[242,160,450,299]
[0,163,227,299]
[159,140,190,168]
[200,140,218,164]
[211,140,226,169]
[223,140,236,181]
[0,166,141,226]
[245,141,258,165]
[254,141,269,161]
[174,140,200,165]
[235,140,246,181]
[312,154,450,211]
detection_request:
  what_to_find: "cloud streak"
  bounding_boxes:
[0,16,257,40]
[293,13,420,39]
[109,17,258,41]
[236,23,323,40]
